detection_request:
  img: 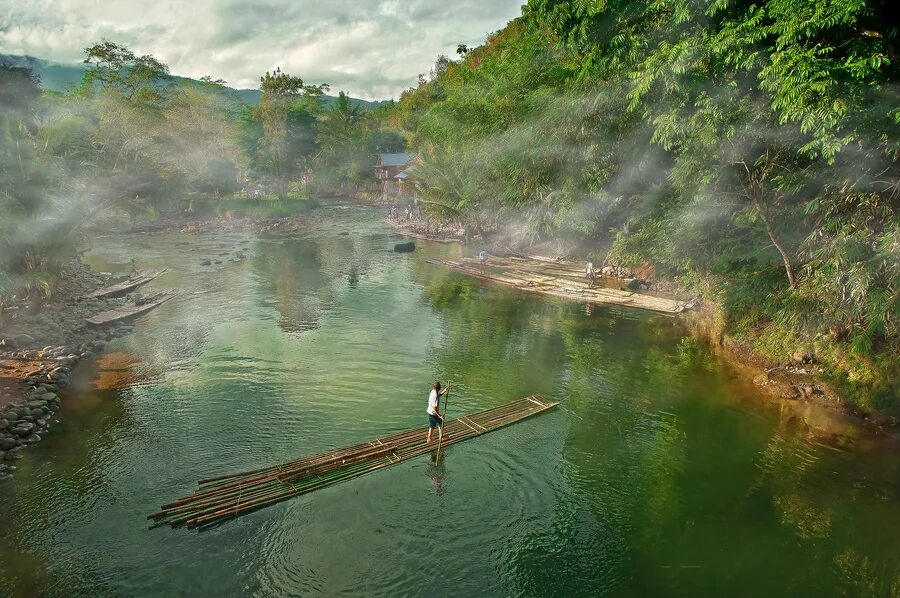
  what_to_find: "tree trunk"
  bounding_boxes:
[754,197,797,289]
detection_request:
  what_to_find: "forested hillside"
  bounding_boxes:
[0,53,389,110]
[392,0,899,411]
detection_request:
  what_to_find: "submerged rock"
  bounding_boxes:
[394,241,416,253]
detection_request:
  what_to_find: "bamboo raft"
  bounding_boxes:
[395,231,460,244]
[85,293,175,326]
[425,255,689,315]
[150,395,558,530]
[83,269,166,299]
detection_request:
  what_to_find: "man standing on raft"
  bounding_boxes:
[426,381,450,443]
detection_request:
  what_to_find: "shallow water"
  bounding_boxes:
[1,202,898,596]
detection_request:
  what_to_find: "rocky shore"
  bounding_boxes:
[0,260,145,480]
[0,341,106,481]
[126,214,307,236]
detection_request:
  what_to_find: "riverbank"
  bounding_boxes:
[686,301,898,428]
[388,218,898,431]
[0,260,140,480]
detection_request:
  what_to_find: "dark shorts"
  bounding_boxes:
[428,413,442,429]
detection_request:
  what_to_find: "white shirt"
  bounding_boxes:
[427,389,440,415]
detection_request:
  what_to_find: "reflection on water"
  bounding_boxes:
[427,454,447,497]
[0,202,898,596]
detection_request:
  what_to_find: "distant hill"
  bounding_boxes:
[0,54,389,110]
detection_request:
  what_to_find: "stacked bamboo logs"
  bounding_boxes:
[424,256,688,314]
[150,395,558,530]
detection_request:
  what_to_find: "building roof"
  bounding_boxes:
[395,170,410,180]
[377,152,416,167]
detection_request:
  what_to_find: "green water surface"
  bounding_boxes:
[1,202,898,596]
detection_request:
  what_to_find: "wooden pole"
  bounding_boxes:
[436,382,450,461]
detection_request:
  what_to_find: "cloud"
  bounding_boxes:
[0,0,523,100]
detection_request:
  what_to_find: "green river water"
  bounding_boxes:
[1,202,898,596]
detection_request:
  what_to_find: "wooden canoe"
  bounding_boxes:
[83,270,166,300]
[85,293,175,326]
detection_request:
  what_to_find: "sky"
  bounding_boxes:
[0,0,524,100]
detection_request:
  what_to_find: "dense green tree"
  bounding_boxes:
[81,41,171,102]
[392,0,900,409]
[254,68,327,198]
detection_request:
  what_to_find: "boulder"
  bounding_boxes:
[4,447,23,460]
[0,437,18,450]
[791,348,814,365]
[200,259,212,266]
[393,241,416,253]
[13,423,35,436]
[0,419,7,430]
[23,434,41,445]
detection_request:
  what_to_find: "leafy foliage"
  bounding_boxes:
[391,0,900,409]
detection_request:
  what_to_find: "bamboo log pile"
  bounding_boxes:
[150,395,558,530]
[425,256,689,315]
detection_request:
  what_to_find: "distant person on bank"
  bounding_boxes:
[426,381,450,443]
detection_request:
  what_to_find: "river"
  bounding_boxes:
[1,202,898,596]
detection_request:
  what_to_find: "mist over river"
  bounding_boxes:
[1,202,898,596]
